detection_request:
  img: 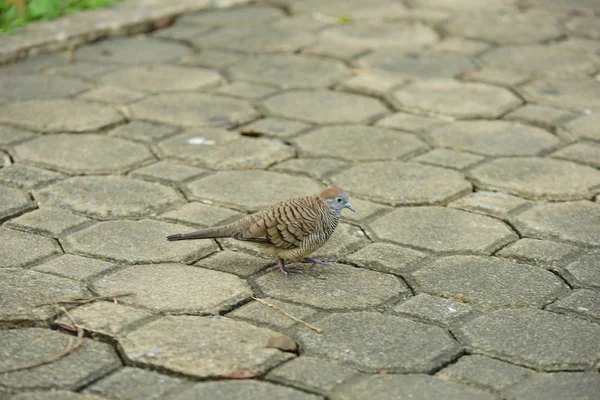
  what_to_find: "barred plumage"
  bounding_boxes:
[167,187,354,275]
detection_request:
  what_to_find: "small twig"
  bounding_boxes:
[35,292,134,307]
[0,306,84,374]
[252,297,324,334]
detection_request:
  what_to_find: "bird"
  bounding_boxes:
[166,187,355,275]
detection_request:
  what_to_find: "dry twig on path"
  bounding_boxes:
[35,292,134,307]
[252,297,324,334]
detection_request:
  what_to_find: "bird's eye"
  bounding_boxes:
[336,197,343,203]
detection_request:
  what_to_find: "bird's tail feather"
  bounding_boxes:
[166,226,229,241]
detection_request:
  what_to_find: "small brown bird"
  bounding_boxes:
[166,187,355,275]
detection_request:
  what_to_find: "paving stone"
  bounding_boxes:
[228,54,350,89]
[6,207,91,237]
[267,356,359,394]
[512,201,599,246]
[469,158,600,201]
[272,158,350,180]
[159,202,244,228]
[564,251,600,289]
[152,23,214,41]
[77,37,190,64]
[173,380,321,400]
[185,170,322,212]
[303,40,369,61]
[47,62,117,80]
[179,50,245,69]
[0,268,87,323]
[195,251,274,278]
[331,374,496,400]
[358,52,473,80]
[557,113,600,142]
[0,125,35,146]
[436,354,532,391]
[64,220,218,264]
[346,243,426,274]
[409,0,518,9]
[0,53,70,75]
[179,5,284,26]
[296,125,426,162]
[289,0,405,15]
[294,312,460,372]
[427,120,559,157]
[270,13,331,33]
[566,16,600,39]
[309,223,370,260]
[32,254,116,281]
[551,142,600,168]
[256,263,407,310]
[503,372,600,400]
[36,176,185,220]
[375,112,449,133]
[129,93,258,128]
[264,90,387,124]
[432,37,490,56]
[547,289,600,323]
[120,315,294,377]
[79,86,146,105]
[229,297,315,329]
[0,100,124,132]
[454,309,600,371]
[194,26,315,53]
[84,367,187,400]
[0,228,59,268]
[519,78,600,112]
[371,207,517,254]
[158,130,294,169]
[0,184,33,222]
[239,118,311,138]
[444,10,562,44]
[338,71,406,97]
[216,82,279,100]
[410,256,566,309]
[524,0,600,13]
[14,134,154,174]
[413,149,484,170]
[504,105,577,129]
[392,293,474,327]
[108,121,179,143]
[55,302,152,339]
[390,79,522,119]
[321,22,438,50]
[0,328,119,390]
[101,65,222,92]
[0,75,90,103]
[496,238,578,266]
[130,161,206,184]
[449,191,530,219]
[8,391,106,400]
[331,161,471,206]
[480,41,597,77]
[462,67,530,87]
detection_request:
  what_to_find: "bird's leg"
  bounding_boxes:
[301,257,331,265]
[267,257,303,276]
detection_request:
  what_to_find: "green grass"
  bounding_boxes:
[1,0,125,33]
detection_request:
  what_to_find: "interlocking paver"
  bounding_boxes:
[0,184,33,222]
[358,52,474,79]
[229,297,315,329]
[193,27,315,53]
[179,5,284,26]
[321,23,439,50]
[0,125,35,146]
[272,158,350,180]
[130,161,206,184]
[8,391,106,400]
[504,104,577,130]
[0,227,60,268]
[566,16,600,39]
[557,113,600,142]
[6,206,91,237]
[108,121,179,143]
[502,372,600,400]
[519,78,600,112]
[216,81,279,100]
[551,142,600,168]
[495,238,577,266]
[173,380,322,400]
[100,65,222,92]
[392,293,474,327]
[448,192,530,219]
[239,117,311,138]
[78,85,145,105]
[159,202,245,228]
[347,243,426,275]
[547,289,600,323]
[32,254,115,281]
[0,75,90,103]
[413,148,484,170]
[77,37,190,64]
[564,251,600,289]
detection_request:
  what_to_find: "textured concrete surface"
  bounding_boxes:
[1,0,599,398]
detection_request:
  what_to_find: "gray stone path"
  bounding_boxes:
[1,0,600,399]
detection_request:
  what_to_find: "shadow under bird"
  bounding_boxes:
[166,187,355,275]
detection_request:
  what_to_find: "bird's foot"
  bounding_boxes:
[268,258,303,276]
[301,258,332,265]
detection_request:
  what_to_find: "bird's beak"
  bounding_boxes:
[345,202,355,212]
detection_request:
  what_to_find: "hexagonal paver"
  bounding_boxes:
[159,202,244,229]
[409,0,518,9]
[63,220,218,264]
[130,161,206,184]
[0,75,90,103]
[185,170,323,212]
[564,251,600,289]
[255,263,407,310]
[371,207,517,254]
[547,289,600,323]
[193,26,315,53]
[32,254,115,281]
[0,184,32,222]
[294,312,460,372]
[428,120,560,156]
[174,380,321,400]
[519,78,600,112]
[100,65,222,92]
[35,176,186,220]
[229,297,315,329]
[413,149,484,171]
[228,54,350,89]
[496,238,577,266]
[179,5,284,26]
[358,52,474,79]
[6,206,91,237]
[129,93,258,128]
[347,243,426,275]
[0,228,60,268]
[6,391,106,400]
[469,158,600,201]
[109,120,178,143]
[512,201,599,246]
[390,79,522,119]
[444,10,563,44]
[331,161,471,206]
[158,130,294,170]
[92,264,251,314]
[449,192,531,220]
[0,268,88,323]
[566,16,600,39]
[558,113,600,142]
[321,22,438,49]
[195,251,275,278]
[503,372,600,400]
[77,37,190,64]
[551,142,600,169]
[410,256,566,309]
[0,100,124,132]
[120,315,294,378]
[295,125,427,161]
[15,134,154,174]
[263,90,386,124]
[454,309,600,371]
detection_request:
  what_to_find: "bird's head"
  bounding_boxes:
[319,187,355,214]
